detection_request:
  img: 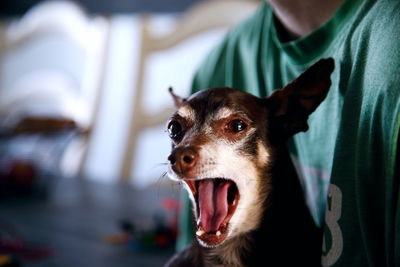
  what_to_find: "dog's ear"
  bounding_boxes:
[169,87,186,107]
[267,58,334,137]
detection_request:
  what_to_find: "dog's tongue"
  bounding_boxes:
[198,179,232,233]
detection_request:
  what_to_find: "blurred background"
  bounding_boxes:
[0,0,260,266]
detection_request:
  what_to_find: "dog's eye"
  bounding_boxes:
[168,120,182,139]
[228,120,247,133]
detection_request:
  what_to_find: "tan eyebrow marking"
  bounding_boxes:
[177,105,196,122]
[215,107,235,120]
[214,107,252,123]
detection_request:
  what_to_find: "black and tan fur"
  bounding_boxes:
[165,58,334,267]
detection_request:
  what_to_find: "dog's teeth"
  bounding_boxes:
[216,231,221,236]
[196,229,205,236]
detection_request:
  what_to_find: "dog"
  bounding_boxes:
[165,58,334,267]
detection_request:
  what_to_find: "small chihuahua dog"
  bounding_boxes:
[165,58,334,267]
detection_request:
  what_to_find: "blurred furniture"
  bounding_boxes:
[0,0,110,185]
[0,177,178,266]
[119,0,260,181]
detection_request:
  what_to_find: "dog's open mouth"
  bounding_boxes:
[184,178,240,247]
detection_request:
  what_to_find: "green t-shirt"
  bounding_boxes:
[179,0,400,266]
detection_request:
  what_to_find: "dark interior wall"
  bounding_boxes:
[0,0,202,16]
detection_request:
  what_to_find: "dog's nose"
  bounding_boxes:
[168,146,198,176]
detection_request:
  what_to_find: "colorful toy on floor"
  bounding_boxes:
[104,197,179,252]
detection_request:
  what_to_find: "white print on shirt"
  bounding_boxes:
[322,184,343,267]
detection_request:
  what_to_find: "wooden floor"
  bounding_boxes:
[0,177,181,267]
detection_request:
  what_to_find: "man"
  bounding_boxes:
[178,0,400,266]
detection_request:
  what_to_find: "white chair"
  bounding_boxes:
[0,0,111,177]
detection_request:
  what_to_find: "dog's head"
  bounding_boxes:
[166,58,334,248]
